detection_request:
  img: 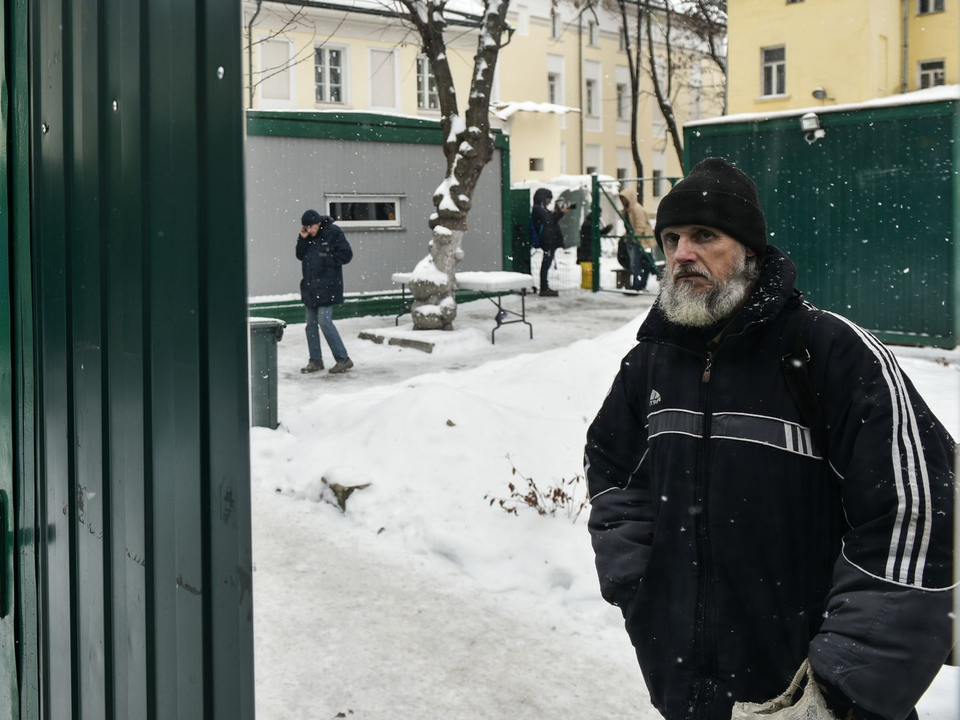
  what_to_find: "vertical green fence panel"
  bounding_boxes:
[10,0,38,715]
[28,1,255,718]
[33,1,75,717]
[104,0,149,717]
[0,0,17,715]
[685,101,959,347]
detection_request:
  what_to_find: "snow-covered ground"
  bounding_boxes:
[250,282,960,719]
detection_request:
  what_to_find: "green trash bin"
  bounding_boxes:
[249,317,287,429]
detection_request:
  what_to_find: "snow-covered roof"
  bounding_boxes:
[490,101,581,121]
[262,0,485,22]
[688,85,960,127]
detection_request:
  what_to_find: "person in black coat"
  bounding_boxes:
[578,211,613,264]
[296,209,354,374]
[585,158,955,720]
[530,187,570,296]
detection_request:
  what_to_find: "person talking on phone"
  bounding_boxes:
[530,188,571,297]
[296,209,354,374]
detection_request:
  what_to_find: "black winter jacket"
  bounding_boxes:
[531,189,565,253]
[585,245,955,720]
[296,217,353,307]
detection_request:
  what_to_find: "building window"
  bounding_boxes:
[786,0,804,4]
[762,46,786,96]
[616,84,628,119]
[652,103,666,137]
[586,79,597,116]
[548,73,560,104]
[517,4,530,35]
[588,21,599,46]
[551,12,562,39]
[315,46,344,104]
[585,165,598,175]
[261,40,293,103]
[529,158,544,171]
[327,195,402,228]
[616,167,628,180]
[919,60,946,88]
[918,0,945,13]
[652,170,664,197]
[619,28,627,51]
[370,49,397,109]
[417,55,439,110]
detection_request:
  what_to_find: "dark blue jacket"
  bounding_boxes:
[296,217,352,307]
[585,246,955,720]
[531,188,565,252]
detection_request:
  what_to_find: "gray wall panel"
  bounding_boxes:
[246,134,504,298]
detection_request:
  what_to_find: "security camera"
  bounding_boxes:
[800,112,825,145]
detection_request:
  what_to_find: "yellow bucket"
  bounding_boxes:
[580,261,593,290]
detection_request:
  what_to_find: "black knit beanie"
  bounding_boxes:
[301,209,322,227]
[654,157,767,256]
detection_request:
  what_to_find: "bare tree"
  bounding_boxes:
[244,1,327,110]
[608,0,727,174]
[615,0,647,201]
[396,0,513,331]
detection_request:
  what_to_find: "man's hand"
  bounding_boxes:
[299,226,309,239]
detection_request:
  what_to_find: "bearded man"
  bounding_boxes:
[584,157,955,720]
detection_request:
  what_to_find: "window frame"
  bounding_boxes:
[368,47,400,111]
[325,194,404,229]
[258,37,296,109]
[588,21,599,47]
[547,73,560,105]
[652,169,664,198]
[551,12,562,39]
[919,59,946,88]
[918,0,945,14]
[585,78,598,116]
[416,54,440,111]
[761,45,786,97]
[616,83,628,120]
[315,44,348,106]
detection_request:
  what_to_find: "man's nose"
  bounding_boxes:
[673,235,697,263]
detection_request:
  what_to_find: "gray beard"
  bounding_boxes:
[658,254,761,328]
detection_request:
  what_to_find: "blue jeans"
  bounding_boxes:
[305,305,348,364]
[625,243,651,290]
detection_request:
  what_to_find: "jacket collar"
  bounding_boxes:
[638,245,802,350]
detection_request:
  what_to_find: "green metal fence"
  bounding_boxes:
[0,1,256,717]
[685,98,960,348]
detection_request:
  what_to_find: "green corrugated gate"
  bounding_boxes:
[1,1,255,718]
[685,98,960,348]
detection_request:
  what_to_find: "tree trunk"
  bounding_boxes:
[403,0,509,331]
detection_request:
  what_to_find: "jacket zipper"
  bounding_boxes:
[691,351,714,717]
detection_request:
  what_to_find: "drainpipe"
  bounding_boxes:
[578,12,585,174]
[901,0,909,93]
[247,1,263,109]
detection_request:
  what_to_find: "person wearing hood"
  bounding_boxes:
[531,187,570,297]
[296,209,354,374]
[586,157,955,720]
[618,185,656,291]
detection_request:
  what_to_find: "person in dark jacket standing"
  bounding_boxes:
[296,209,354,374]
[531,187,570,296]
[585,158,955,720]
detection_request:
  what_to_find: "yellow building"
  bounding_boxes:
[727,0,959,114]
[242,0,726,210]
